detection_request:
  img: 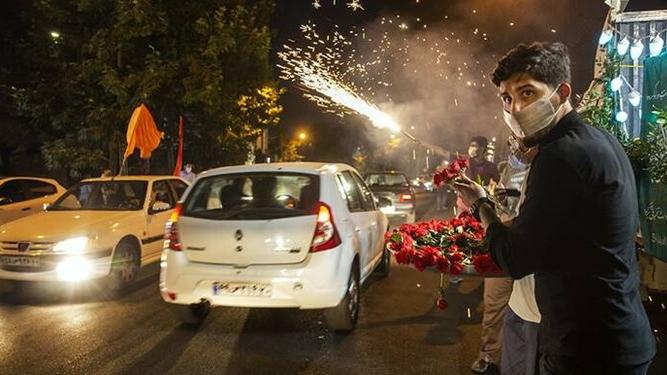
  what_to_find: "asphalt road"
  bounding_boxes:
[0,192,663,375]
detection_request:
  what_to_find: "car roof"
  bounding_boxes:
[82,175,187,183]
[199,162,356,177]
[0,176,61,184]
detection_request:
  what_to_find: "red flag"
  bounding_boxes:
[173,116,184,176]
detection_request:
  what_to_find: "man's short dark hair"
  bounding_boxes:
[491,42,571,87]
[470,136,488,150]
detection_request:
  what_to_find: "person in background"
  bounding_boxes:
[471,137,526,374]
[500,138,541,375]
[180,163,196,183]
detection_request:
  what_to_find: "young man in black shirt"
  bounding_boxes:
[454,42,655,374]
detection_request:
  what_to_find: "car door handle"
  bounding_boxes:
[21,207,31,211]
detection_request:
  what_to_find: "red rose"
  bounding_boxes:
[414,225,429,238]
[394,249,413,265]
[436,297,448,310]
[436,256,449,273]
[413,252,427,271]
[433,173,444,187]
[450,261,464,275]
[472,253,502,275]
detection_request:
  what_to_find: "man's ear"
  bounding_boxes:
[558,83,572,103]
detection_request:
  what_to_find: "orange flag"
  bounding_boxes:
[123,104,164,160]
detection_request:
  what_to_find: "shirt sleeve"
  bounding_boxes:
[487,151,581,279]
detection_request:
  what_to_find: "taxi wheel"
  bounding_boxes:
[110,241,139,291]
[324,261,360,333]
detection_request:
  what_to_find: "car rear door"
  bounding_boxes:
[351,172,384,266]
[336,171,373,277]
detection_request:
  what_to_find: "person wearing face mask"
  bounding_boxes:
[466,136,500,186]
[454,42,655,374]
[471,136,533,374]
[179,163,196,183]
[499,138,542,375]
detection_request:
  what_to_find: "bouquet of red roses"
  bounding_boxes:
[433,157,469,187]
[384,212,502,309]
[385,212,500,276]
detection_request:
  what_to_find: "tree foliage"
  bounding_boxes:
[1,0,280,177]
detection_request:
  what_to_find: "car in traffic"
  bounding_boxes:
[160,162,390,332]
[0,177,66,226]
[0,175,189,289]
[365,171,416,224]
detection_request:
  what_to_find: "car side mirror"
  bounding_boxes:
[377,197,392,208]
[150,201,171,214]
[0,197,12,206]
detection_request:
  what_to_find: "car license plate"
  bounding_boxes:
[212,281,272,297]
[1,256,40,267]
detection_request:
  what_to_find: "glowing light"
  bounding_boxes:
[56,257,93,282]
[615,111,628,122]
[630,40,644,60]
[50,31,61,39]
[617,37,630,56]
[628,90,641,107]
[610,76,624,92]
[598,29,613,45]
[649,35,665,57]
[347,0,364,11]
[53,237,88,254]
[278,29,401,133]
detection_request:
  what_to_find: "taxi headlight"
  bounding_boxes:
[53,237,88,254]
[56,257,93,281]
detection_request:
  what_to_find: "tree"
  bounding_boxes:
[1,0,280,178]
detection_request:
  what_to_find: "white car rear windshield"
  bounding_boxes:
[183,173,319,220]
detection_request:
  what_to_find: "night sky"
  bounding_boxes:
[270,0,661,171]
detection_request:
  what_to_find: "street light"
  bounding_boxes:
[50,31,61,39]
[298,132,307,141]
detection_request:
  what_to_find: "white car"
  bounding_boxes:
[160,162,390,331]
[0,175,189,289]
[0,177,66,226]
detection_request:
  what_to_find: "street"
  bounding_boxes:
[0,192,663,375]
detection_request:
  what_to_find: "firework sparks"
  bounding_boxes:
[347,0,364,12]
[278,23,399,133]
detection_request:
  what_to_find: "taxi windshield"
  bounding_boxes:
[50,181,147,211]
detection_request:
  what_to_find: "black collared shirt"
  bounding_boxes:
[487,111,655,364]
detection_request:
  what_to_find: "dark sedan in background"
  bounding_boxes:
[365,172,415,225]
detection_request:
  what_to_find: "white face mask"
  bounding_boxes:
[503,86,563,140]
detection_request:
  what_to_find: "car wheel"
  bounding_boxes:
[170,300,210,326]
[376,246,391,277]
[324,262,360,333]
[109,241,140,291]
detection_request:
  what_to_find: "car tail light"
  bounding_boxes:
[310,202,341,253]
[167,291,177,301]
[165,203,182,251]
[399,193,413,202]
